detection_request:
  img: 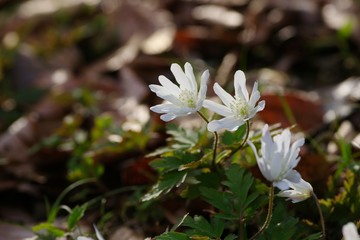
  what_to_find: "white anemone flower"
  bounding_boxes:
[248,124,312,202]
[203,70,265,132]
[277,178,313,203]
[149,62,209,121]
[343,222,360,240]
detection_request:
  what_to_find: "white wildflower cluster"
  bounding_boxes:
[149,62,312,203]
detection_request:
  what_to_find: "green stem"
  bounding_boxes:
[223,121,250,164]
[233,121,250,154]
[197,111,219,169]
[312,191,326,240]
[249,185,274,240]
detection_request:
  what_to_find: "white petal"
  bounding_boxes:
[171,63,192,90]
[207,116,242,132]
[150,103,193,116]
[269,155,283,181]
[234,70,249,101]
[160,113,177,121]
[261,124,275,164]
[343,223,360,240]
[248,140,272,181]
[255,100,265,112]
[184,62,198,92]
[197,70,209,108]
[283,170,301,184]
[150,103,174,113]
[149,85,183,106]
[203,100,232,116]
[158,75,181,96]
[277,178,313,203]
[213,82,234,108]
[288,137,305,168]
[248,81,260,107]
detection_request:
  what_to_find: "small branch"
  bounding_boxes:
[312,191,326,240]
[249,185,274,240]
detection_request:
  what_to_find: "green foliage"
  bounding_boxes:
[155,232,190,240]
[142,170,188,201]
[221,124,247,146]
[32,223,65,239]
[320,169,360,237]
[199,165,261,220]
[182,215,224,238]
[67,204,88,231]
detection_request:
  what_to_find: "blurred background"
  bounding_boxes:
[0,0,360,239]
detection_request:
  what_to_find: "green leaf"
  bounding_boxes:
[224,234,238,240]
[32,222,65,237]
[258,203,298,240]
[166,124,199,148]
[150,153,196,172]
[223,165,258,213]
[200,187,233,215]
[182,215,224,238]
[222,125,246,145]
[171,213,190,231]
[178,151,212,170]
[67,204,87,230]
[302,232,322,240]
[155,232,190,240]
[215,149,231,164]
[142,170,188,201]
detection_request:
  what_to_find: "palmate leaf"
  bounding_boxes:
[166,124,200,148]
[150,152,197,173]
[199,187,233,216]
[223,165,259,214]
[142,170,188,201]
[258,203,299,240]
[182,215,224,238]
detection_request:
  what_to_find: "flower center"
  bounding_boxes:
[230,98,250,120]
[178,89,197,108]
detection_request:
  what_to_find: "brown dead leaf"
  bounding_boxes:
[258,91,324,132]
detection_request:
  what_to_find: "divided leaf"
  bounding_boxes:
[142,170,188,201]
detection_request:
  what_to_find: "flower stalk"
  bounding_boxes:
[312,191,326,240]
[198,111,219,169]
[249,184,274,240]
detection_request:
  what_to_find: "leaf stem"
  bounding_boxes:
[197,111,219,169]
[249,184,274,240]
[312,191,326,240]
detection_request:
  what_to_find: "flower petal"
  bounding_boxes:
[234,70,249,101]
[184,62,198,92]
[197,70,209,108]
[207,116,242,132]
[203,100,232,116]
[150,103,193,115]
[276,178,313,203]
[158,75,181,96]
[171,63,192,90]
[255,100,265,112]
[248,81,260,107]
[160,113,177,121]
[149,84,183,105]
[213,82,234,108]
[343,222,360,240]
